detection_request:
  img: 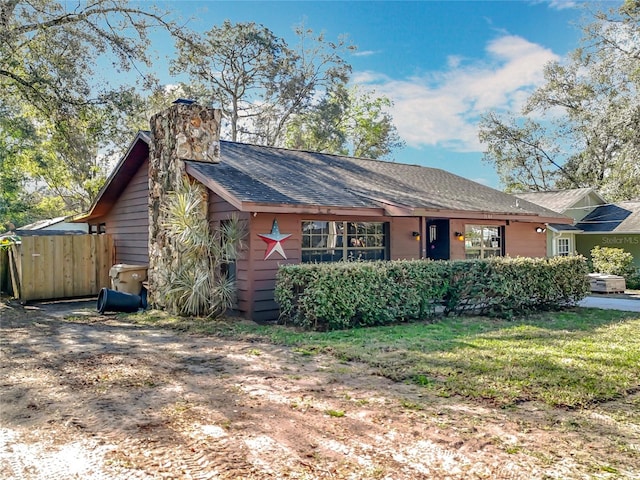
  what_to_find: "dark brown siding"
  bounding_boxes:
[100,158,150,265]
[246,214,423,322]
[207,192,251,317]
[206,206,548,322]
[248,214,300,322]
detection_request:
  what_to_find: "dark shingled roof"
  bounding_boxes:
[186,141,567,218]
[548,223,583,232]
[575,202,640,233]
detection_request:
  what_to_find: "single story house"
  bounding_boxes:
[75,102,570,321]
[515,189,640,267]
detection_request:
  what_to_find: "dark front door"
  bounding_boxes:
[426,219,450,260]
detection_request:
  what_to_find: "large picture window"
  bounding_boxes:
[464,225,503,259]
[302,221,388,263]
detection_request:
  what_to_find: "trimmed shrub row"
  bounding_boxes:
[275,256,590,330]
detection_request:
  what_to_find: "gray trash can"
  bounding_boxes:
[109,264,148,295]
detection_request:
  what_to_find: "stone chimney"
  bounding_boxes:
[147,101,222,307]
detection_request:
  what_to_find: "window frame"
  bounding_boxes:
[556,237,571,256]
[90,223,106,234]
[464,225,504,259]
[301,220,389,263]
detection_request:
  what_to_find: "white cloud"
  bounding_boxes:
[544,1,579,11]
[354,35,559,153]
[529,0,579,10]
[446,55,464,68]
[352,49,380,57]
[471,177,491,186]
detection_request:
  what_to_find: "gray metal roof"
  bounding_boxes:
[514,188,602,213]
[186,141,568,219]
[575,202,640,233]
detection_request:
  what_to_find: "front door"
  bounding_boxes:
[426,219,450,260]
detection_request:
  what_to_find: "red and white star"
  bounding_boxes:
[258,219,291,260]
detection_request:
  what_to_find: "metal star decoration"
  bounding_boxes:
[258,219,292,260]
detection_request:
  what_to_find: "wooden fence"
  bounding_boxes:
[4,234,114,302]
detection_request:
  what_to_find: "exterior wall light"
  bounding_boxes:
[412,231,421,242]
[535,227,546,233]
[454,231,465,241]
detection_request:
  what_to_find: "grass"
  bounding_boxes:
[325,409,346,417]
[128,308,640,408]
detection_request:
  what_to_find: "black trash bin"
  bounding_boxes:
[97,287,141,314]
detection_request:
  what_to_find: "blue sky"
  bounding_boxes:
[138,1,608,188]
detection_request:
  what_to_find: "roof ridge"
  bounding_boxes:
[218,139,437,170]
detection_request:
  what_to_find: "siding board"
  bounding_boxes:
[97,158,150,265]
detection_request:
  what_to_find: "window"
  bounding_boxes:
[90,223,106,234]
[220,219,237,282]
[301,221,388,263]
[556,237,570,256]
[464,225,503,259]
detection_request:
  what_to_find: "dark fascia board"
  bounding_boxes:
[72,131,151,222]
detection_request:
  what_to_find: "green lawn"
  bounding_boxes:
[131,308,640,408]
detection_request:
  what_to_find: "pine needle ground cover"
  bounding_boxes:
[136,308,640,409]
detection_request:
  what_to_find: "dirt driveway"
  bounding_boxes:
[1,299,638,479]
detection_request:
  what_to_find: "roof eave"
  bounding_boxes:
[547,225,583,233]
[241,203,387,216]
[71,131,151,223]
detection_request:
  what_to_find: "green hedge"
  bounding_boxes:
[591,246,640,289]
[275,256,590,330]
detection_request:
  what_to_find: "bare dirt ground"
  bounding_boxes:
[1,298,639,479]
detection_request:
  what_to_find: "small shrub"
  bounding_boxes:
[627,271,640,290]
[591,246,639,288]
[156,178,247,318]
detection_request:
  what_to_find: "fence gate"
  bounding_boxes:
[9,234,114,302]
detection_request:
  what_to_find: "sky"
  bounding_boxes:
[136,0,611,188]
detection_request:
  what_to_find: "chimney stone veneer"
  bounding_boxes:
[148,102,222,307]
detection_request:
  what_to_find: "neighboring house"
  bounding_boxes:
[574,201,640,268]
[515,189,640,267]
[15,216,88,236]
[74,102,570,321]
[515,188,606,257]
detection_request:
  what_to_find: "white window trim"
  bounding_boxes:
[554,234,573,257]
[464,225,503,259]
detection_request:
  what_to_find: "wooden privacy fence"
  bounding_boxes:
[4,234,114,302]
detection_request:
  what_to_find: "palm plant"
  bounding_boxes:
[157,178,246,317]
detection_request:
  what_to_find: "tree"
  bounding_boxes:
[0,1,182,116]
[0,103,42,230]
[0,1,183,226]
[285,84,405,159]
[171,21,353,146]
[479,0,640,200]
